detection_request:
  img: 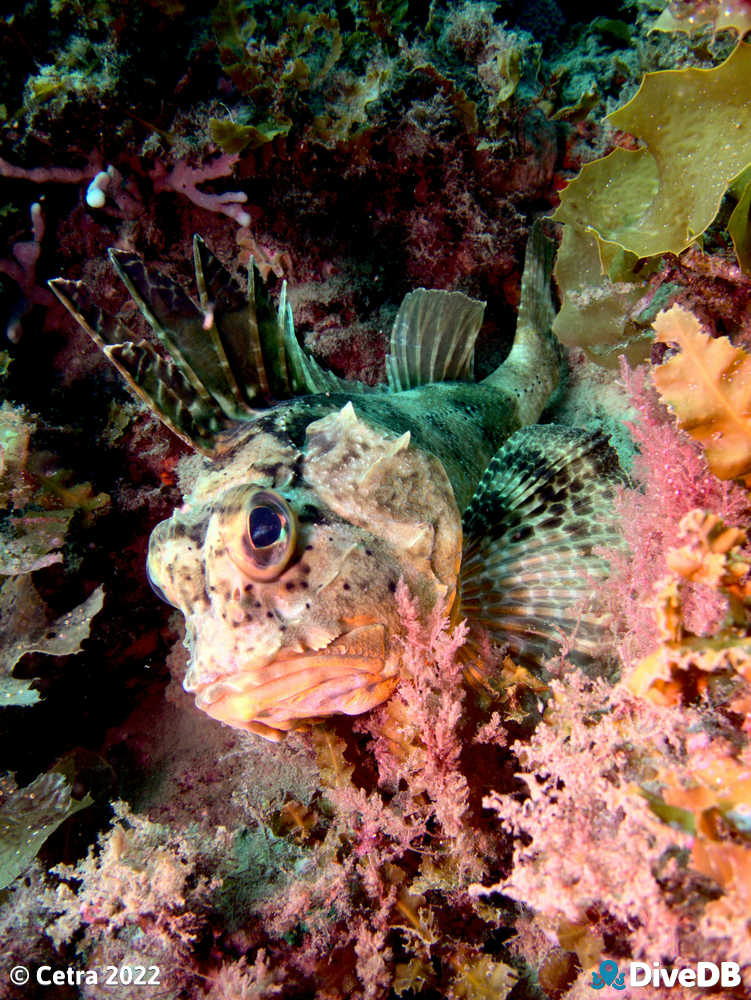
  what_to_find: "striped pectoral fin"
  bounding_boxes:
[459,425,626,677]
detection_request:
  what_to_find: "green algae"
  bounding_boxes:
[552,42,751,264]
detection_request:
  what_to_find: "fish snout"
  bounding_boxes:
[188,623,398,738]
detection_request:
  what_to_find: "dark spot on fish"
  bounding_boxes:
[365,548,373,556]
[285,581,296,591]
[510,525,533,542]
[266,611,274,619]
[342,582,350,591]
[254,601,262,608]
[305,544,314,551]
[171,520,205,546]
[305,602,311,609]
[300,563,310,574]
[244,583,253,593]
[300,581,309,589]
[300,504,328,524]
[254,462,286,483]
[388,581,396,593]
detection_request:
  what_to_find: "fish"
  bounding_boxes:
[49,223,623,741]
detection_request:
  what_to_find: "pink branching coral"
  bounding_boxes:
[0,201,53,342]
[150,152,252,228]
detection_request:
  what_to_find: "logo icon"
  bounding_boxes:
[590,960,626,990]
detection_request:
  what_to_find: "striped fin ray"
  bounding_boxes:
[105,341,225,454]
[191,236,265,405]
[47,277,132,351]
[460,426,625,675]
[108,249,257,419]
[50,239,380,455]
[386,289,485,391]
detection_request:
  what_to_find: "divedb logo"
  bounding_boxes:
[589,959,742,990]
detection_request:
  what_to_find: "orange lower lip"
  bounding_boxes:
[192,624,396,730]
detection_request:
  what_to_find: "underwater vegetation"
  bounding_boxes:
[2,0,751,997]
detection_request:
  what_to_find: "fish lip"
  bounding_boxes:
[192,622,391,709]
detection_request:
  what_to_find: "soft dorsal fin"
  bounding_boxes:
[386,288,485,392]
[460,425,625,677]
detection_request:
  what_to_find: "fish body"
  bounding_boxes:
[51,225,622,740]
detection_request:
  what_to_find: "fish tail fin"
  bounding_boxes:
[482,220,563,424]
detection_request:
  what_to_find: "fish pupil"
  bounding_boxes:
[249,506,282,548]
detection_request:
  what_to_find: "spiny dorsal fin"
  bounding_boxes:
[105,341,223,455]
[191,236,261,408]
[460,425,625,675]
[48,278,132,350]
[386,288,485,392]
[280,292,384,397]
[108,249,257,421]
[50,239,380,455]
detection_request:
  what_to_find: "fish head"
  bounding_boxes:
[147,400,462,739]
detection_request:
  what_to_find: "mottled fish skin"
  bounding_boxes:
[146,388,487,739]
[52,224,623,740]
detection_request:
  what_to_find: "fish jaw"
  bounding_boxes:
[188,623,399,738]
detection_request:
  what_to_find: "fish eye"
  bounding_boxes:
[249,504,283,547]
[220,487,297,581]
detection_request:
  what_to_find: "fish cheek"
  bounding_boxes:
[304,406,463,612]
[299,525,406,632]
[146,511,210,614]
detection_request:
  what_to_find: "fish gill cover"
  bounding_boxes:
[1,1,751,997]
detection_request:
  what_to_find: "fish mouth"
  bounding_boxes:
[192,623,397,735]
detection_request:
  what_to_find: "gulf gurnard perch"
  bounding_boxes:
[50,222,623,740]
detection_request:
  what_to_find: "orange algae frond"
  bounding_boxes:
[627,509,751,705]
[652,304,751,481]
